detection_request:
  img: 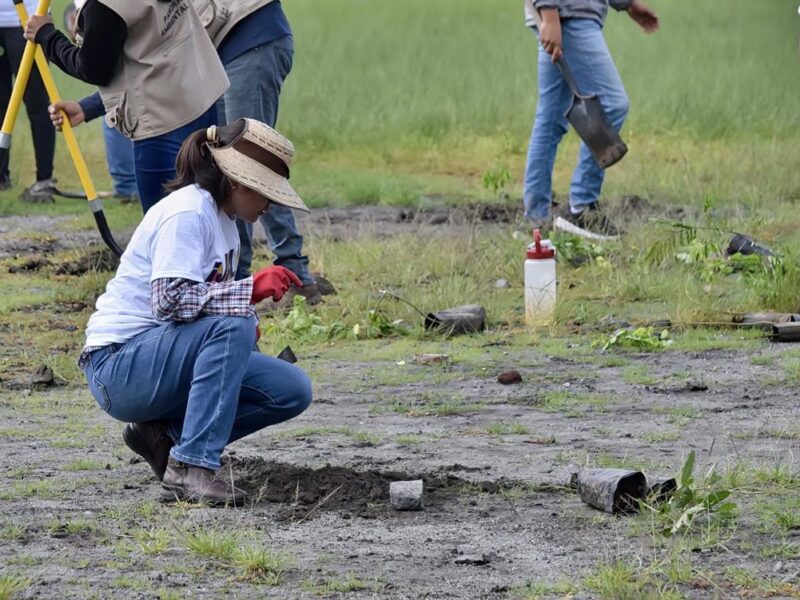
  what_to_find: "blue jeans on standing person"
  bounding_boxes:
[219,36,313,284]
[132,106,218,214]
[82,315,313,470]
[102,120,137,198]
[523,19,629,221]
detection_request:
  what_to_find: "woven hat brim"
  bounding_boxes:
[209,146,309,213]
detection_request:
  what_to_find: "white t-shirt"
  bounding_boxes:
[84,184,240,348]
[0,0,38,27]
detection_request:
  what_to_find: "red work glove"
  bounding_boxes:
[251,266,303,304]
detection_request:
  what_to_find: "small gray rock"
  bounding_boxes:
[390,480,424,511]
[494,279,510,289]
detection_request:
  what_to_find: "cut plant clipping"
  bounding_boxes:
[1,0,799,598]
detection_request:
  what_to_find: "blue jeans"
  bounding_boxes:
[523,19,629,220]
[82,315,313,470]
[102,120,137,197]
[132,106,218,214]
[219,36,313,284]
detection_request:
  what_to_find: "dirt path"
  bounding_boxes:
[1,339,798,598]
[0,203,521,260]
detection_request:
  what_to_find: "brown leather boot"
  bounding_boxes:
[161,458,248,506]
[123,422,174,481]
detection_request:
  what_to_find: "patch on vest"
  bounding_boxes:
[161,0,190,37]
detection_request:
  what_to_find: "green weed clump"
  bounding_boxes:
[593,327,672,352]
[642,451,736,537]
[263,295,409,343]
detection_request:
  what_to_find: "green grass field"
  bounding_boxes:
[0,0,798,335]
[3,0,800,210]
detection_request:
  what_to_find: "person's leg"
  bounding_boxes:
[132,105,218,213]
[21,65,55,183]
[223,36,313,284]
[523,29,573,222]
[563,20,629,212]
[234,218,254,280]
[0,29,13,185]
[85,314,257,470]
[102,120,138,198]
[166,352,312,444]
[2,26,56,190]
[229,353,311,442]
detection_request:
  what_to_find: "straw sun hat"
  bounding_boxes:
[206,119,309,213]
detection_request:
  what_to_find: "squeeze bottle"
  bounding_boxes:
[524,229,556,325]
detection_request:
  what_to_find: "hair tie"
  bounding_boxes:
[206,126,218,143]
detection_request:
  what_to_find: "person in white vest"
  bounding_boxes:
[24,0,229,213]
[62,0,137,204]
[0,0,56,202]
[195,0,322,305]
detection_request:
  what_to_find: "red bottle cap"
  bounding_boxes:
[527,229,555,259]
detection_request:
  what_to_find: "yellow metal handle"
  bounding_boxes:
[0,0,49,143]
[14,0,98,202]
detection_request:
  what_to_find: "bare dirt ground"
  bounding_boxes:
[0,205,798,599]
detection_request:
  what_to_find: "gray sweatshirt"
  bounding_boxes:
[524,0,633,27]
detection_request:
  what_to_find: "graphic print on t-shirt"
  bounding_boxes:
[206,248,237,283]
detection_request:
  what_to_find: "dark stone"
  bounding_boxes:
[497,370,523,385]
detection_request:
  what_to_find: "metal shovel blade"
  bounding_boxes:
[565,95,628,168]
[558,57,628,169]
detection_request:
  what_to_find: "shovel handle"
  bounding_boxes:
[555,56,582,97]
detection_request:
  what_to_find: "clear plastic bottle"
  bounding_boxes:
[524,229,557,325]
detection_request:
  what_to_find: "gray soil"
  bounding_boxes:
[0,205,797,599]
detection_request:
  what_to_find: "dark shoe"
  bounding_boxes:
[273,283,324,311]
[0,175,11,190]
[20,178,57,203]
[161,458,248,506]
[115,192,139,205]
[310,272,337,296]
[123,422,174,481]
[295,283,324,306]
[561,203,620,238]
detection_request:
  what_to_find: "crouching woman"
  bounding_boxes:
[80,119,312,505]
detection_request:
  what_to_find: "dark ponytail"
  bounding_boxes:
[166,120,245,208]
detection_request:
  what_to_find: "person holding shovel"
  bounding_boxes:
[522,0,658,236]
[195,0,322,304]
[62,1,137,204]
[24,0,229,213]
[79,118,313,505]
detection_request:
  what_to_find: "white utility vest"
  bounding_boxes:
[81,0,229,140]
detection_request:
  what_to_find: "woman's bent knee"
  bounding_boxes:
[288,371,313,417]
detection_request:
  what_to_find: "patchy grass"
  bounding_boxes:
[509,580,578,599]
[654,406,702,426]
[485,421,530,436]
[644,430,681,443]
[622,365,659,386]
[375,391,482,417]
[0,574,32,599]
[302,573,374,595]
[583,561,683,600]
[537,391,612,415]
